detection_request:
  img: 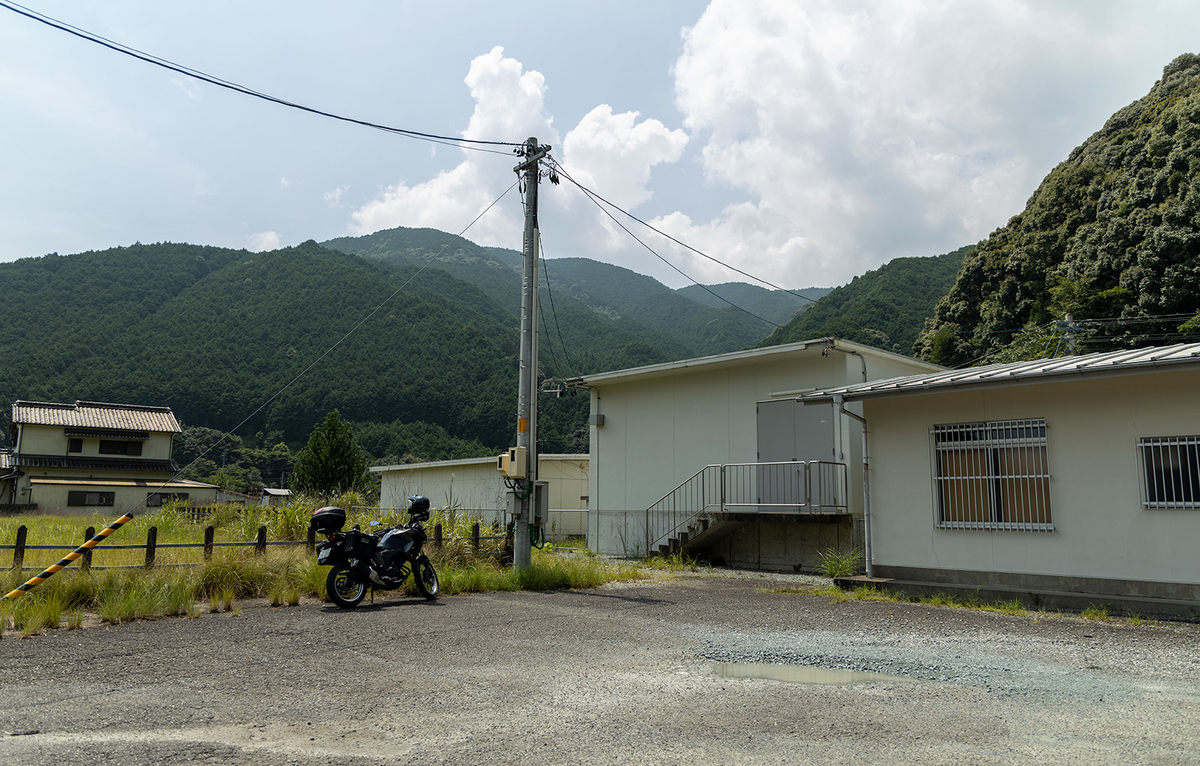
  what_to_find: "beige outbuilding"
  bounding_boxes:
[571,338,944,568]
[371,454,589,539]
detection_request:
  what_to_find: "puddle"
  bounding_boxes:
[715,662,912,685]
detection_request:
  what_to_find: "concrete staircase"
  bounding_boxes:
[656,514,749,556]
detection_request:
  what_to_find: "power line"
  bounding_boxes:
[127,181,519,511]
[536,244,580,379]
[1,1,522,154]
[547,157,820,305]
[549,161,780,328]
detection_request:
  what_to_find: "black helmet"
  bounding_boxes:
[407,495,430,520]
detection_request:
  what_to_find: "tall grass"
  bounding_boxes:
[0,500,648,637]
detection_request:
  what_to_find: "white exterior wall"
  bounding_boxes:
[586,342,943,555]
[866,369,1200,586]
[375,455,589,538]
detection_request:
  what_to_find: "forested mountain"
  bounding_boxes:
[755,247,971,354]
[676,282,830,325]
[0,241,538,455]
[322,228,819,357]
[915,54,1200,365]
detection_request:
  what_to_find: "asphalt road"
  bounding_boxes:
[1,572,1198,765]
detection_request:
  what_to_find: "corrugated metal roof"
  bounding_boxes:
[797,343,1200,402]
[11,400,181,433]
[573,337,944,387]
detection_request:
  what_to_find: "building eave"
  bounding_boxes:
[569,337,944,388]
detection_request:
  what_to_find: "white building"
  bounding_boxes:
[572,338,944,568]
[798,343,1200,615]
[371,454,589,539]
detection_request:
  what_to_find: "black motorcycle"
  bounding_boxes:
[310,495,440,608]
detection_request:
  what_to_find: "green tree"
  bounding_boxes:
[291,410,370,496]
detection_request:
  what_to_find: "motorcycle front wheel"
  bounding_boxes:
[326,564,367,608]
[413,555,439,600]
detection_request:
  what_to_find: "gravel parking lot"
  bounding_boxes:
[1,571,1198,765]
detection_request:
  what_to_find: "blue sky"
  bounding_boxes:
[2,1,1197,288]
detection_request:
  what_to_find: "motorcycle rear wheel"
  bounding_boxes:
[413,556,439,600]
[326,564,367,608]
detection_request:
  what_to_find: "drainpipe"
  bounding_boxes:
[827,341,868,382]
[834,394,873,579]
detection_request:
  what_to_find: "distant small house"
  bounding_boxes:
[260,487,292,507]
[371,455,589,539]
[0,400,217,514]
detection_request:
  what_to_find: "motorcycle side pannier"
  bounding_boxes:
[310,506,346,534]
[342,530,377,558]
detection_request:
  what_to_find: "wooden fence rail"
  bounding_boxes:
[2,522,512,571]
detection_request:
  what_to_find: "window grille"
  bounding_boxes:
[931,419,1053,531]
[1140,436,1200,509]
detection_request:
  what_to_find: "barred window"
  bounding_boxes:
[931,419,1053,531]
[1140,436,1200,509]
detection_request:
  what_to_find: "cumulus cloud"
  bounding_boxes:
[246,231,281,252]
[660,0,1154,286]
[323,185,349,208]
[279,177,291,188]
[346,3,1174,290]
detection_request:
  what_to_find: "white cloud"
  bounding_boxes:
[347,47,688,263]
[660,0,1162,286]
[323,185,349,208]
[280,177,290,188]
[246,231,281,251]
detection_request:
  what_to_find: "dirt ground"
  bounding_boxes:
[1,572,1198,765]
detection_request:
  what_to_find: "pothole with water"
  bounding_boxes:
[715,662,912,685]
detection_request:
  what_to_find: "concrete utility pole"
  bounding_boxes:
[512,137,550,570]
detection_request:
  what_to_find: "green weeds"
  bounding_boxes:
[816,546,863,578]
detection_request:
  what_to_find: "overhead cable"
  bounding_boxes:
[547,157,818,305]
[0,1,521,154]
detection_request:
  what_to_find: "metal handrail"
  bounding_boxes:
[644,460,849,554]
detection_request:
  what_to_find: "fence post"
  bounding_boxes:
[255,525,267,555]
[13,525,26,570]
[145,526,157,569]
[434,523,442,549]
[472,522,480,551]
[82,526,95,571]
[306,525,316,552]
[204,526,214,560]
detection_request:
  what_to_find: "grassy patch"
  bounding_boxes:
[1082,603,1111,621]
[816,546,863,578]
[639,551,706,572]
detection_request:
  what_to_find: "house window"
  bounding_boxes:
[68,491,115,507]
[68,438,83,453]
[1140,436,1200,508]
[931,419,1053,531]
[99,440,143,456]
[146,492,189,507]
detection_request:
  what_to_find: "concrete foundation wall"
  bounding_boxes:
[706,515,861,572]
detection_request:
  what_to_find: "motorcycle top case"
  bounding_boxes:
[310,506,346,534]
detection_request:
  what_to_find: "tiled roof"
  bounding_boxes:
[0,450,13,471]
[11,400,181,433]
[797,343,1200,402]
